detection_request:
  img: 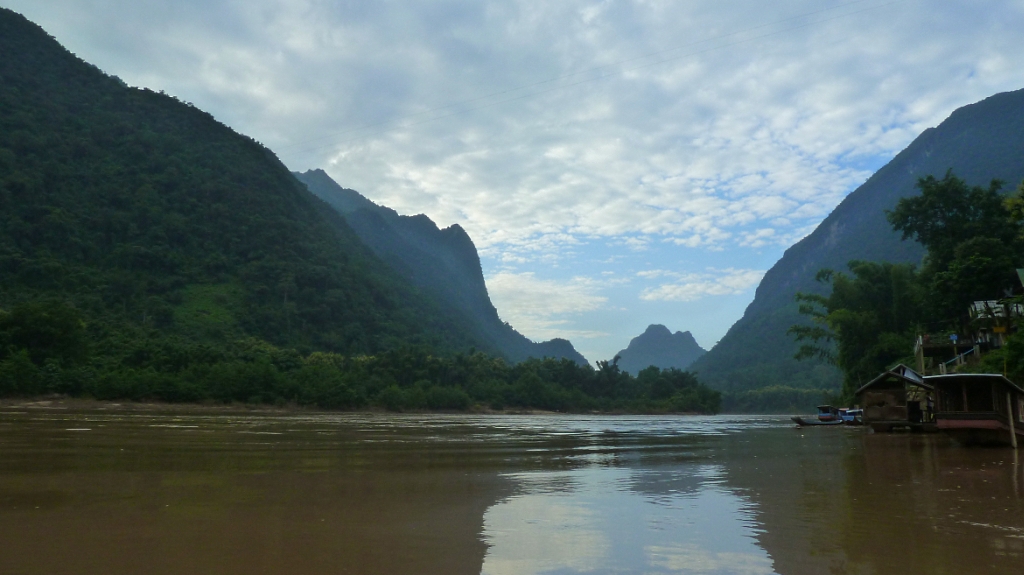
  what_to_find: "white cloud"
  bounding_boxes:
[617,236,651,251]
[486,272,609,341]
[7,0,1024,360]
[640,268,766,302]
[636,269,673,279]
[739,228,777,248]
[14,0,1023,265]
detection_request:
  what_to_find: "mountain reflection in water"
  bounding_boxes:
[0,410,1022,574]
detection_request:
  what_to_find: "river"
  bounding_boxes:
[1,408,1022,574]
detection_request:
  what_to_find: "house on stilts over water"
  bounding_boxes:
[928,373,1024,447]
[855,298,1024,445]
[856,364,935,432]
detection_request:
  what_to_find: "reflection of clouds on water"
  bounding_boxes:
[480,465,774,575]
[646,545,774,575]
[481,494,607,575]
[626,464,724,502]
[505,470,583,495]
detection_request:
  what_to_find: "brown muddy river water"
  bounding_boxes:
[1,409,1023,575]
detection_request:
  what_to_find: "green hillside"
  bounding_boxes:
[0,9,479,364]
[294,169,590,366]
[0,9,723,413]
[692,88,1024,412]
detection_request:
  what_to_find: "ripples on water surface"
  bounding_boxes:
[1,409,1022,574]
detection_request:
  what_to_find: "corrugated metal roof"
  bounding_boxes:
[855,364,931,396]
[923,373,1024,394]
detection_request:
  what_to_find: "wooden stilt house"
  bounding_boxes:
[855,364,935,432]
[928,373,1024,447]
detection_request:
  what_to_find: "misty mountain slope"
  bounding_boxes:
[692,88,1024,394]
[0,7,492,356]
[294,169,590,366]
[614,325,707,375]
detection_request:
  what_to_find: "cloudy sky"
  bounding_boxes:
[6,0,1024,362]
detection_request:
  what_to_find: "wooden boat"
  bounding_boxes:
[791,405,849,427]
[929,373,1024,447]
[791,416,845,426]
[839,408,864,425]
[816,405,840,421]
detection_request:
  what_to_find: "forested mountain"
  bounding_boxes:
[692,88,1024,411]
[6,8,691,413]
[294,169,590,366]
[0,8,483,360]
[613,325,706,375]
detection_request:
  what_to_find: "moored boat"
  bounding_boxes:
[816,405,840,422]
[791,405,858,427]
[791,416,845,426]
[839,408,864,425]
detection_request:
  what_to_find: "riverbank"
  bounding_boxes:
[0,396,583,416]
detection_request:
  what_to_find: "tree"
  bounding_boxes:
[788,269,839,367]
[999,179,1024,224]
[888,171,1023,324]
[790,261,924,399]
[930,236,1018,329]
[791,173,1024,401]
[0,300,88,366]
[886,171,1017,273]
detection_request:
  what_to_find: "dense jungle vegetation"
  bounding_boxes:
[693,87,1024,413]
[790,171,1024,401]
[0,9,720,414]
[0,315,720,414]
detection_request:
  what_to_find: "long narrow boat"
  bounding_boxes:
[791,416,844,426]
[839,408,864,425]
[792,405,848,427]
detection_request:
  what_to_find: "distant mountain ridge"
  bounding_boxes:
[294,169,590,366]
[0,7,490,357]
[692,88,1024,402]
[614,325,706,375]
